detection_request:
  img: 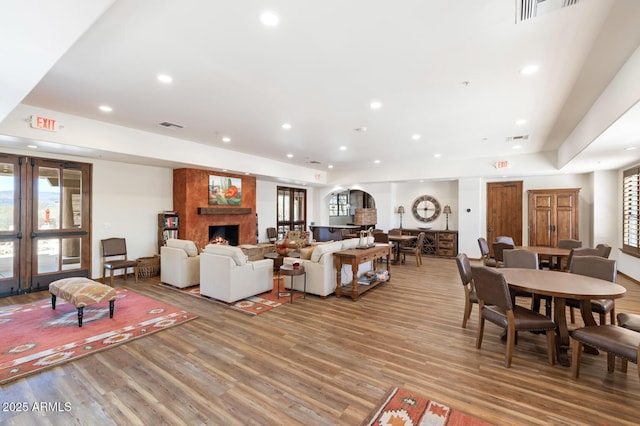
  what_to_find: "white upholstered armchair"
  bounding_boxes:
[160,239,200,288]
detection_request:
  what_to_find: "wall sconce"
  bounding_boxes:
[443,205,452,230]
[397,205,405,229]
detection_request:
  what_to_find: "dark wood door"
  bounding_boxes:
[528,189,579,247]
[486,181,523,251]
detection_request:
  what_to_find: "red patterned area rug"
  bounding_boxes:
[160,277,303,316]
[365,387,493,426]
[0,288,197,385]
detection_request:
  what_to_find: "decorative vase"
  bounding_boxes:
[276,239,290,256]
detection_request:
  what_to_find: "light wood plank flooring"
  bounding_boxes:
[1,257,640,425]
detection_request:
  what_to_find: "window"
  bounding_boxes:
[623,166,640,256]
[329,191,350,216]
[277,186,306,238]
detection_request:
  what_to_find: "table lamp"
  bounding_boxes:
[443,205,452,230]
[397,206,405,229]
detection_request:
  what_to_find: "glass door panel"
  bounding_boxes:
[0,155,22,295]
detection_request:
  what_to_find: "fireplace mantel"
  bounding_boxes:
[197,207,252,215]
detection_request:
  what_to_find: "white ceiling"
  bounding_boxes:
[2,0,640,183]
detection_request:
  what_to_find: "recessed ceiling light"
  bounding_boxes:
[354,127,367,132]
[434,153,441,158]
[339,146,347,151]
[516,119,527,125]
[369,100,382,110]
[282,123,291,130]
[625,146,637,151]
[222,137,231,143]
[287,153,293,158]
[513,145,522,150]
[157,74,173,83]
[411,134,421,140]
[374,160,381,164]
[27,144,38,149]
[328,165,334,169]
[245,172,250,175]
[520,64,539,75]
[99,105,112,112]
[260,11,279,26]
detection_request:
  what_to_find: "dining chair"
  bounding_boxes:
[557,239,583,270]
[400,232,425,266]
[477,237,497,267]
[618,313,640,373]
[492,242,515,267]
[455,253,477,328]
[566,247,599,272]
[101,238,139,286]
[374,232,392,263]
[567,255,617,325]
[570,325,640,381]
[266,227,278,243]
[495,236,515,245]
[595,243,612,258]
[471,265,556,367]
[501,249,552,316]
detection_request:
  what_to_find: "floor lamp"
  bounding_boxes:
[397,206,405,229]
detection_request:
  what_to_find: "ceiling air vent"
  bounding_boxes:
[506,135,529,142]
[516,0,580,23]
[308,160,321,165]
[159,121,183,129]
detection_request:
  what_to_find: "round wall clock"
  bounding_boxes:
[411,195,441,223]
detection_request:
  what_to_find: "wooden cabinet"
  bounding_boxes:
[158,212,179,253]
[528,189,579,247]
[389,228,458,258]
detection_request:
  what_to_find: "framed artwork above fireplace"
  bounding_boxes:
[209,175,242,205]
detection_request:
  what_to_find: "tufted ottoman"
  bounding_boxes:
[49,277,117,327]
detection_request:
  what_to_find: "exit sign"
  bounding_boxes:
[495,160,510,169]
[30,115,59,132]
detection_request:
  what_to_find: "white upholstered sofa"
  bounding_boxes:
[281,236,377,297]
[160,239,200,288]
[200,244,273,303]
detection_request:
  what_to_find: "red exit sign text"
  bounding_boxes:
[30,115,59,132]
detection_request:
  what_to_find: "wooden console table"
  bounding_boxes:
[334,245,391,300]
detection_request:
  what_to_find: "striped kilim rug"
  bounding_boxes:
[365,387,493,426]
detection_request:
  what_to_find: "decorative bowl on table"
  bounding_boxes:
[275,239,290,256]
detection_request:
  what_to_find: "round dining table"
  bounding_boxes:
[499,268,626,366]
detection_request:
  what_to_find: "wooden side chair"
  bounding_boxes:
[455,253,477,328]
[492,242,515,267]
[266,227,278,243]
[101,238,139,286]
[502,249,552,316]
[471,265,556,368]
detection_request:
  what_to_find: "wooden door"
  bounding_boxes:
[486,181,523,250]
[528,189,579,247]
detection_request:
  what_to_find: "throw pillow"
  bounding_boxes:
[299,246,314,260]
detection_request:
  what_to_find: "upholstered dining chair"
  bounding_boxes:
[556,239,583,270]
[566,255,617,325]
[502,249,551,316]
[266,227,278,243]
[101,238,139,286]
[471,265,556,368]
[477,237,497,267]
[374,232,392,263]
[566,247,599,272]
[492,242,515,267]
[595,243,612,259]
[617,312,640,375]
[455,253,477,329]
[400,232,425,266]
[495,236,515,245]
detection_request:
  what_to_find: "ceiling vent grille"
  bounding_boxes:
[517,0,580,22]
[159,121,183,129]
[506,135,530,142]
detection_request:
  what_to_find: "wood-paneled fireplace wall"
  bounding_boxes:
[173,169,256,248]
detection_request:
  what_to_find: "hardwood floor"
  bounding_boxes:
[2,258,640,425]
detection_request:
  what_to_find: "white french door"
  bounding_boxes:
[0,153,92,297]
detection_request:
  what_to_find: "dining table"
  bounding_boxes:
[388,234,417,264]
[499,268,626,366]
[517,245,571,270]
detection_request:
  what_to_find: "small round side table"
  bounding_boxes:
[278,264,306,303]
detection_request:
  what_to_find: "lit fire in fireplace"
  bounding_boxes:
[210,236,229,245]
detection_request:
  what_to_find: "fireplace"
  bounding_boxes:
[208,225,239,246]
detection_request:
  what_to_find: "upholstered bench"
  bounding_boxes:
[49,277,117,327]
[571,325,640,380]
